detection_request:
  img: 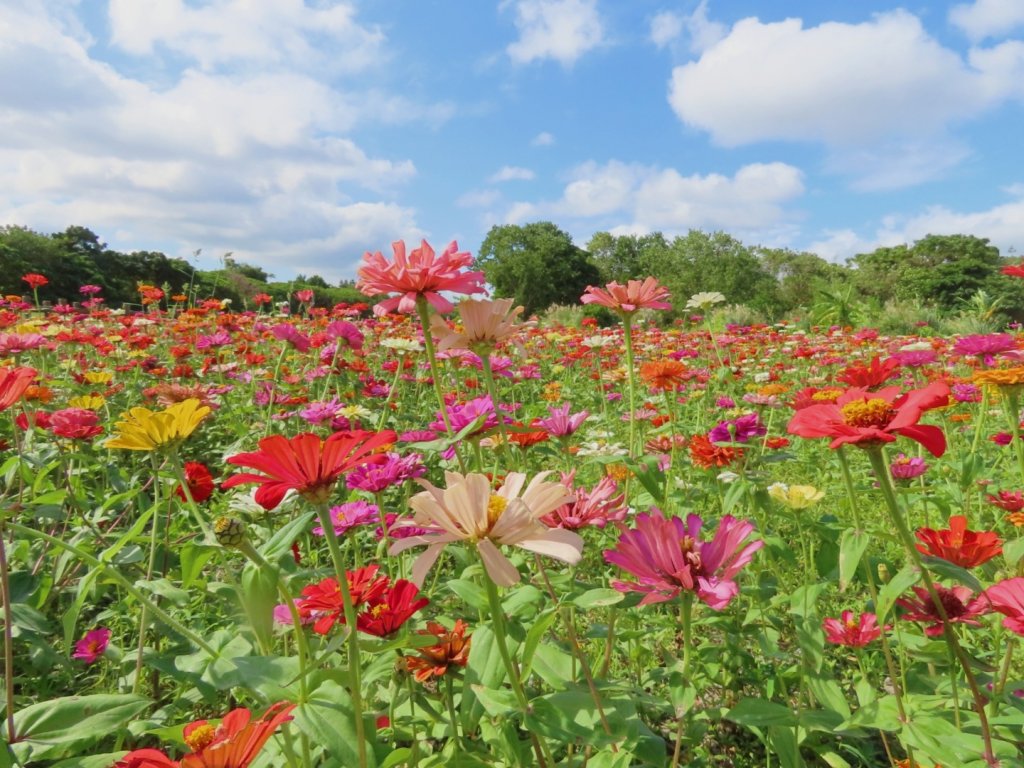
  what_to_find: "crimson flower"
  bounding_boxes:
[787,382,950,456]
[222,429,396,510]
[915,515,1002,568]
[835,355,901,389]
[356,239,486,316]
[114,750,179,768]
[0,366,36,412]
[987,490,1024,512]
[985,578,1024,635]
[356,579,429,637]
[49,408,103,440]
[896,584,989,636]
[404,620,472,682]
[21,273,48,289]
[604,509,763,609]
[296,566,389,634]
[580,277,671,314]
[1002,263,1024,278]
[822,611,885,647]
[176,462,215,504]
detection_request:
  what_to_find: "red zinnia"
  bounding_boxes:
[356,579,429,637]
[176,461,216,504]
[115,749,180,768]
[787,382,950,456]
[987,490,1024,512]
[822,611,885,647]
[836,355,901,389]
[0,366,36,412]
[688,433,743,469]
[48,407,103,440]
[296,566,389,634]
[896,584,989,636]
[21,273,48,289]
[222,429,396,510]
[914,515,1002,568]
[1001,264,1024,278]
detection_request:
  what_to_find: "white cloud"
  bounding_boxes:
[531,131,555,146]
[504,0,604,65]
[950,0,1024,42]
[649,11,683,49]
[489,166,536,183]
[684,0,725,54]
[108,0,385,74]
[502,159,805,236]
[668,10,1024,147]
[825,137,973,191]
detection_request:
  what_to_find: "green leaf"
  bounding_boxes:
[1003,537,1024,568]
[920,555,983,592]
[876,565,920,623]
[179,542,217,589]
[531,642,575,690]
[295,680,377,768]
[725,698,797,728]
[572,588,625,610]
[260,509,315,562]
[520,608,558,680]
[445,579,488,611]
[767,726,805,768]
[471,685,520,717]
[10,694,150,763]
[525,688,637,747]
[460,624,507,733]
[838,529,869,591]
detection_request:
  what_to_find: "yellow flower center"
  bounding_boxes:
[845,618,859,631]
[811,388,843,402]
[487,495,507,528]
[840,398,896,428]
[371,603,390,618]
[185,723,216,752]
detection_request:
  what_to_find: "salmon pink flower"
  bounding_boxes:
[356,579,429,637]
[787,381,950,456]
[540,471,627,530]
[0,366,36,411]
[176,702,295,768]
[114,749,180,768]
[580,277,671,314]
[356,239,486,316]
[73,627,110,663]
[223,429,396,510]
[604,509,763,609]
[984,578,1024,635]
[915,515,1002,568]
[390,471,582,587]
[896,584,989,636]
[823,611,885,647]
[431,297,525,353]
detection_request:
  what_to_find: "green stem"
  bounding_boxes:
[0,521,16,743]
[621,313,638,458]
[133,454,164,694]
[444,673,463,762]
[415,295,453,437]
[479,352,509,469]
[1002,389,1024,487]
[314,503,368,768]
[9,522,218,658]
[867,448,997,767]
[669,594,693,768]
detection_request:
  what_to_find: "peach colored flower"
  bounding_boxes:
[430,298,525,353]
[357,239,486,316]
[580,277,671,314]
[390,471,583,587]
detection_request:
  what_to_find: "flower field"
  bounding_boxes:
[7,244,1024,768]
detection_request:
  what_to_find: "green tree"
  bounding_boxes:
[476,222,601,316]
[755,247,849,313]
[586,231,670,284]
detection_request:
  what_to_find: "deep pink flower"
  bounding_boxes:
[346,452,425,492]
[49,408,103,440]
[985,578,1024,635]
[604,509,763,609]
[325,320,364,351]
[580,277,671,314]
[0,333,47,355]
[896,584,989,636]
[295,289,315,304]
[73,627,110,663]
[536,402,589,437]
[356,240,486,316]
[312,500,380,536]
[890,453,928,480]
[823,611,885,647]
[270,323,310,352]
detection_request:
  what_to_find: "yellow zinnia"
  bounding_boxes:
[68,394,106,410]
[767,483,825,510]
[105,398,210,452]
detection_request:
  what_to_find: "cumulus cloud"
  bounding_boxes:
[489,166,536,182]
[0,2,436,281]
[950,0,1024,42]
[668,10,1024,147]
[683,0,725,54]
[649,11,683,49]
[501,159,805,237]
[503,0,604,65]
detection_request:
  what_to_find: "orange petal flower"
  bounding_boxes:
[180,702,295,768]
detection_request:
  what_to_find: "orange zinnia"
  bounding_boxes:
[639,360,688,391]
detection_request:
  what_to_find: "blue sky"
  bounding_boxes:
[2,0,1023,283]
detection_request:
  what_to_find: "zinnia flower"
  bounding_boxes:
[296,566,390,634]
[580,277,671,314]
[896,584,989,636]
[390,471,583,587]
[73,627,110,663]
[604,508,763,609]
[431,298,525,353]
[915,515,1002,568]
[890,453,928,480]
[688,433,743,469]
[357,239,486,316]
[105,399,211,452]
[114,749,180,768]
[177,702,295,768]
[822,611,884,647]
[988,490,1024,512]
[404,620,472,682]
[536,402,589,437]
[787,382,950,456]
[48,408,103,440]
[0,366,36,411]
[540,471,627,530]
[709,413,766,444]
[835,356,901,389]
[222,429,396,510]
[639,360,688,391]
[21,273,48,289]
[312,500,381,536]
[767,483,824,510]
[355,579,429,637]
[984,577,1024,635]
[176,462,215,504]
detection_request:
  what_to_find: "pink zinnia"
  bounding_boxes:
[580,277,671,314]
[271,323,310,352]
[541,471,627,530]
[896,584,989,636]
[604,509,763,609]
[822,611,884,647]
[73,627,110,663]
[49,408,103,440]
[536,402,589,438]
[346,452,425,492]
[985,577,1024,636]
[356,240,486,316]
[325,320,364,351]
[312,500,381,536]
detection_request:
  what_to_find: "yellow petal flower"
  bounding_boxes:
[105,398,210,452]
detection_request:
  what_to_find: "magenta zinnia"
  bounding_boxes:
[604,509,763,609]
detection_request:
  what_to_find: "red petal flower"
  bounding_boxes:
[296,566,389,635]
[787,382,950,456]
[0,367,36,412]
[114,749,180,768]
[915,515,1002,568]
[356,579,429,637]
[822,611,885,647]
[176,461,215,504]
[404,620,472,682]
[835,355,901,389]
[896,584,989,637]
[222,429,396,510]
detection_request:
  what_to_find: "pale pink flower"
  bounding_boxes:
[430,298,525,353]
[580,277,671,314]
[541,471,627,530]
[390,471,583,587]
[357,240,486,316]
